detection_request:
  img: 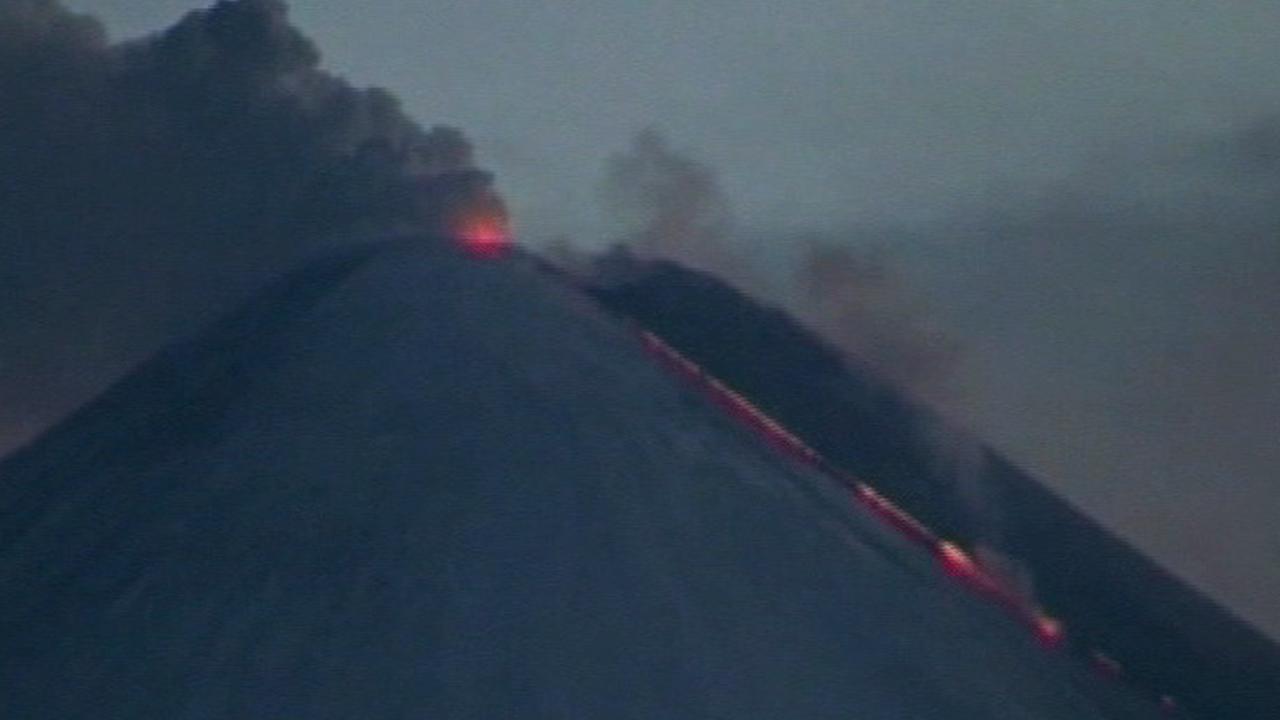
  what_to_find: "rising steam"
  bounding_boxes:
[591,128,962,402]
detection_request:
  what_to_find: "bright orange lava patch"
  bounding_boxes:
[453,215,512,258]
[1033,614,1065,649]
[937,541,978,578]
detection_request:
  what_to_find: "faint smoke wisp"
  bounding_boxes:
[592,128,962,402]
[598,127,738,276]
[793,244,962,401]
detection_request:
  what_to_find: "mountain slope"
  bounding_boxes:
[2,238,1160,719]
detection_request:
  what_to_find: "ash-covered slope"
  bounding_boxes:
[2,239,1158,719]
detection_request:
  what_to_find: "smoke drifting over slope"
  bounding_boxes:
[0,0,500,453]
[593,129,962,401]
[796,245,961,401]
[857,112,1280,639]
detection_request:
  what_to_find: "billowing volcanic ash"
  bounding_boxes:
[0,0,506,454]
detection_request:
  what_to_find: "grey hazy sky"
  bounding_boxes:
[66,1,1280,637]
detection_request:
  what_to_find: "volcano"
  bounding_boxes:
[0,237,1194,718]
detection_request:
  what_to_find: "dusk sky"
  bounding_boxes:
[51,1,1280,638]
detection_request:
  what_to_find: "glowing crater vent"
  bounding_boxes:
[452,212,511,258]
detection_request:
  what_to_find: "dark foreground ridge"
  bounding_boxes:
[0,238,1183,718]
[587,256,1280,720]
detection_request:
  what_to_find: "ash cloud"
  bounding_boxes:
[0,0,500,453]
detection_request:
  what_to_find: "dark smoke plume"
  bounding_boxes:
[0,0,501,454]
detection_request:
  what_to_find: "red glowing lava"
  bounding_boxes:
[453,214,512,258]
[1033,614,1065,649]
[855,485,937,548]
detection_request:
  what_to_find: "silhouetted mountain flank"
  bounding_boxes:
[2,237,1164,719]
[586,255,1280,720]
